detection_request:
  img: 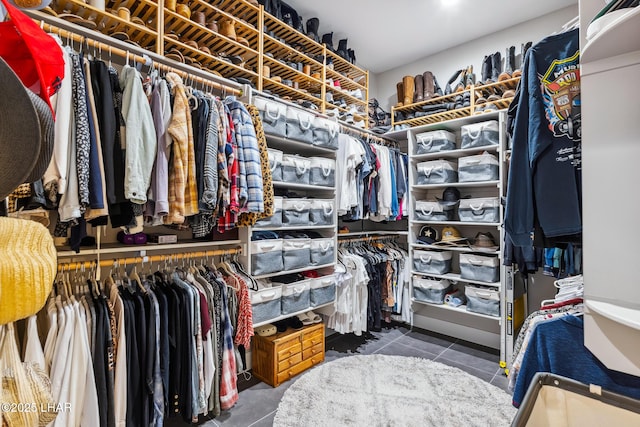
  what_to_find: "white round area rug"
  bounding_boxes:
[273,354,517,427]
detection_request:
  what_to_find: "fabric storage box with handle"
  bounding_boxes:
[268,148,283,182]
[255,196,283,228]
[415,160,457,185]
[251,239,284,275]
[414,130,456,155]
[254,96,287,137]
[412,276,453,304]
[412,250,452,275]
[250,286,283,324]
[309,199,335,226]
[460,253,500,283]
[282,198,310,226]
[458,197,500,223]
[309,157,335,187]
[312,116,339,149]
[310,275,337,307]
[279,280,311,315]
[285,105,314,144]
[414,200,454,221]
[460,120,499,149]
[310,238,335,266]
[465,285,500,316]
[282,238,311,271]
[458,152,499,182]
[281,154,310,185]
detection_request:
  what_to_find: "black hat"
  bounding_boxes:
[436,187,461,209]
[417,226,439,245]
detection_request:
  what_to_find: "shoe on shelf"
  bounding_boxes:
[297,313,314,326]
[326,107,339,117]
[306,310,322,323]
[349,88,363,100]
[325,92,334,103]
[333,79,342,90]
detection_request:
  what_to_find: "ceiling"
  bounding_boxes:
[280,0,578,73]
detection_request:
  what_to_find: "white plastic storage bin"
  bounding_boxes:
[458,197,500,223]
[285,106,314,144]
[309,157,335,187]
[412,250,452,275]
[254,196,283,228]
[279,280,311,315]
[281,154,310,185]
[309,199,335,226]
[465,285,500,317]
[312,116,339,149]
[251,239,284,275]
[458,152,499,182]
[254,96,287,137]
[282,238,311,271]
[310,238,335,266]
[460,253,500,283]
[414,200,454,221]
[414,130,456,155]
[412,276,453,304]
[416,160,458,185]
[460,120,499,149]
[310,275,337,307]
[250,286,282,324]
[282,199,311,226]
[268,148,283,182]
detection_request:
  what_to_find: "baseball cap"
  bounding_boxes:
[417,226,439,245]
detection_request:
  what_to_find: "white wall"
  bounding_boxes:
[372,5,578,111]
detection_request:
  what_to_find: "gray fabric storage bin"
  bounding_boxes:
[458,152,499,182]
[254,197,283,228]
[282,154,310,185]
[251,239,284,275]
[250,286,282,324]
[465,285,500,317]
[309,199,335,226]
[414,130,456,154]
[268,148,283,182]
[414,200,454,221]
[282,199,310,226]
[310,275,337,307]
[413,250,452,275]
[254,96,287,137]
[285,106,314,144]
[416,160,458,185]
[310,238,335,266]
[460,120,499,149]
[283,238,311,271]
[279,280,311,315]
[460,253,500,283]
[309,157,335,187]
[458,197,500,223]
[312,116,339,149]
[412,276,452,304]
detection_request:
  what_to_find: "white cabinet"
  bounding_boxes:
[579,1,640,376]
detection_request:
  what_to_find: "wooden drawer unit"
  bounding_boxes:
[252,323,325,387]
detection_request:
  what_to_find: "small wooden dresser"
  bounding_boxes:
[251,323,325,387]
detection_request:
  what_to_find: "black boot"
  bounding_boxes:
[306,18,319,43]
[500,46,515,81]
[513,41,532,78]
[322,32,334,52]
[347,48,356,64]
[481,55,492,84]
[491,51,502,82]
[337,38,348,60]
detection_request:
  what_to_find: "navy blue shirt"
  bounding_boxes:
[505,28,582,246]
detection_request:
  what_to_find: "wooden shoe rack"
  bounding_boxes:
[391,76,520,128]
[38,0,369,126]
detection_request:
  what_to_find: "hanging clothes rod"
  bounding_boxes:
[32,13,244,97]
[57,247,242,271]
[340,123,396,146]
[338,234,399,244]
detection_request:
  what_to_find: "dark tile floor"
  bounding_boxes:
[169,323,510,427]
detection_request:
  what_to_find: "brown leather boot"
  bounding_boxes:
[402,75,415,106]
[423,71,436,100]
[396,82,404,107]
[219,17,237,40]
[414,74,424,102]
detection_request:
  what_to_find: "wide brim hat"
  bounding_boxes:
[469,232,499,252]
[433,225,468,246]
[0,217,56,325]
[0,57,42,200]
[436,186,467,208]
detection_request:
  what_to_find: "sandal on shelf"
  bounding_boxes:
[306,310,322,324]
[297,313,314,326]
